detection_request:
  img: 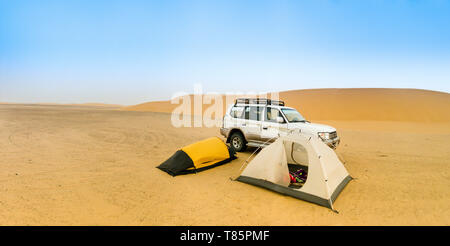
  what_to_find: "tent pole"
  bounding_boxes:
[230,135,280,181]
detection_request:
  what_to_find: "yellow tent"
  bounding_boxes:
[157,137,236,176]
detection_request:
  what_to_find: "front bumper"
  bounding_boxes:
[323,136,340,149]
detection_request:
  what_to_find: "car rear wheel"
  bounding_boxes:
[230,132,247,152]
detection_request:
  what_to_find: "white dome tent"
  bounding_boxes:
[236,132,352,211]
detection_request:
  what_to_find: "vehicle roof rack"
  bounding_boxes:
[235,98,285,106]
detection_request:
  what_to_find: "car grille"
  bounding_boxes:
[329,131,337,139]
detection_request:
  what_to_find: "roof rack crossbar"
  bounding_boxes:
[235,98,285,106]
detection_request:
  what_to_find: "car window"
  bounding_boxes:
[265,107,285,123]
[281,108,306,123]
[242,106,263,121]
[230,106,245,118]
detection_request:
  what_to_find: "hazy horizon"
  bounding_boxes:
[1,0,450,105]
[1,87,448,107]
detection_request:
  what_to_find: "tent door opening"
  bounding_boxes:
[286,141,310,189]
[288,164,308,189]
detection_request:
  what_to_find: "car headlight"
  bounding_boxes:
[318,132,330,140]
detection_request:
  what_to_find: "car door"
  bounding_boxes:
[241,106,263,141]
[226,105,245,129]
[261,107,288,141]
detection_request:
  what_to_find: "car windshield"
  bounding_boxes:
[281,108,306,123]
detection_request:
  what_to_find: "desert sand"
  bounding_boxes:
[123,88,450,122]
[1,89,450,225]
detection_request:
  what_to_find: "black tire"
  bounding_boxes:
[229,132,247,152]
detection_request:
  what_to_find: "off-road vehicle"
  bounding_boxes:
[220,98,340,152]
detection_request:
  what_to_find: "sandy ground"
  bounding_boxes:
[0,104,449,225]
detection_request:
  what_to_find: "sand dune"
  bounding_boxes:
[69,103,123,108]
[0,102,122,108]
[0,104,449,225]
[122,88,450,122]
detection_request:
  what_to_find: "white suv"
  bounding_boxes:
[220,98,340,152]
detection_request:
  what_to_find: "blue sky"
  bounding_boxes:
[0,0,449,105]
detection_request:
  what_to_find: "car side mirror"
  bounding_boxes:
[276,116,285,123]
